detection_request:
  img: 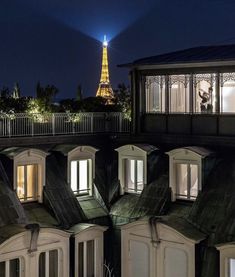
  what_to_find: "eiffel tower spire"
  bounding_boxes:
[96,35,114,103]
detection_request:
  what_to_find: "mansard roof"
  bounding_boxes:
[121,44,235,67]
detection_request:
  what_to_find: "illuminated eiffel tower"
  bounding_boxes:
[96,35,114,103]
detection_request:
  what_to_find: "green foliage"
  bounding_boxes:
[36,82,59,108]
[113,83,131,120]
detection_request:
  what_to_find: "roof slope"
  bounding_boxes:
[125,44,235,66]
[44,155,86,229]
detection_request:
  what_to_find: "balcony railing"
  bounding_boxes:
[0,112,131,137]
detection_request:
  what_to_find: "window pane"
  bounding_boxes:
[230,259,235,277]
[9,259,20,277]
[190,164,198,199]
[176,164,188,198]
[221,80,235,112]
[164,247,187,277]
[130,240,149,277]
[71,161,78,192]
[126,159,135,191]
[78,243,84,277]
[79,160,88,194]
[39,252,46,277]
[145,76,165,113]
[194,76,216,113]
[137,160,144,192]
[87,240,95,277]
[26,165,37,200]
[169,76,189,113]
[49,250,58,277]
[17,166,25,200]
[0,262,5,277]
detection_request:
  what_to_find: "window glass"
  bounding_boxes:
[194,74,216,113]
[78,240,95,277]
[17,164,38,202]
[125,159,144,193]
[70,160,90,195]
[78,243,84,277]
[87,240,95,277]
[9,259,20,277]
[221,79,235,112]
[39,250,58,277]
[176,163,198,200]
[145,76,165,113]
[79,160,88,194]
[0,262,5,277]
[49,250,58,277]
[169,75,189,113]
[39,252,46,277]
[230,258,235,277]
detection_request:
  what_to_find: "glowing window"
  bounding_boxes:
[145,76,166,113]
[229,259,235,277]
[39,250,59,277]
[221,80,235,113]
[17,164,39,202]
[169,75,190,113]
[70,160,90,195]
[0,258,20,277]
[78,240,95,277]
[175,163,198,200]
[125,159,144,193]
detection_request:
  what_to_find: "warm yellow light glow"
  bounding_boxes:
[96,36,114,103]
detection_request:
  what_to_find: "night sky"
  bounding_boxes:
[1,0,235,98]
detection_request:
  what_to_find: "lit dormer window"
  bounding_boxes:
[13,149,48,203]
[115,144,153,194]
[70,159,91,195]
[17,164,39,202]
[216,244,235,277]
[166,147,212,201]
[68,146,98,196]
[125,159,144,193]
[175,163,198,200]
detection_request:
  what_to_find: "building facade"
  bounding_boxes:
[1,44,235,277]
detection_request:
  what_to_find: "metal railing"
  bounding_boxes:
[0,112,131,137]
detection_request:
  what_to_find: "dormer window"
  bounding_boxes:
[17,164,39,202]
[115,144,153,194]
[12,149,48,203]
[175,163,198,200]
[125,159,144,193]
[70,159,91,195]
[68,146,98,197]
[216,244,235,277]
[167,147,211,201]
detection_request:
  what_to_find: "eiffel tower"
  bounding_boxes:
[96,35,114,103]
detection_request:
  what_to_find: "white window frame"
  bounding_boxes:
[74,225,107,277]
[13,149,48,203]
[67,146,98,197]
[174,161,199,200]
[167,148,202,201]
[0,228,70,277]
[216,244,235,277]
[121,220,202,277]
[38,248,61,277]
[0,257,23,277]
[115,145,147,194]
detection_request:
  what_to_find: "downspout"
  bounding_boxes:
[25,223,40,253]
[149,216,163,248]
